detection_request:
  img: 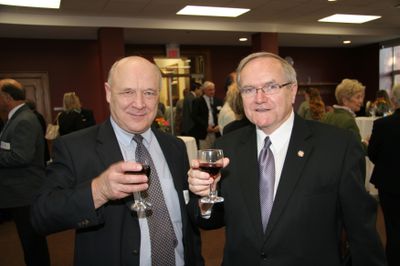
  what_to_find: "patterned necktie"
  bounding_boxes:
[258,136,275,232]
[132,134,177,266]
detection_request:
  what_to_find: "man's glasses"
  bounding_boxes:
[239,82,292,97]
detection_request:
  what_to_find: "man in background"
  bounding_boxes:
[191,81,223,149]
[368,84,400,266]
[182,81,202,136]
[0,78,50,266]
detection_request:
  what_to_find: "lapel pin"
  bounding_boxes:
[297,150,304,158]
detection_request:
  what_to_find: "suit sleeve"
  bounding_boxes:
[367,121,381,164]
[31,137,102,235]
[0,117,41,167]
[339,132,386,265]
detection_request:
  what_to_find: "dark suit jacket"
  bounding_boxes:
[58,110,86,136]
[80,108,96,128]
[368,109,400,195]
[191,96,222,140]
[31,119,204,266]
[182,92,196,135]
[0,104,45,208]
[197,115,385,266]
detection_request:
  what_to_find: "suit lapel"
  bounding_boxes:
[154,128,185,197]
[264,115,313,241]
[95,119,124,168]
[234,126,265,239]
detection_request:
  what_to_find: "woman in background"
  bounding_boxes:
[58,92,95,135]
[321,78,367,149]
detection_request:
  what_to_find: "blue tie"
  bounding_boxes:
[259,136,275,232]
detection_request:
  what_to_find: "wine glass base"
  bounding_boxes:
[200,196,224,204]
[130,201,152,212]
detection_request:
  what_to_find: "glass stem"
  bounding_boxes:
[209,181,217,200]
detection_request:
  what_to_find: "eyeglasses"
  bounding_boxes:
[239,82,292,97]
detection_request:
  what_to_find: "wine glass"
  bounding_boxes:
[198,149,224,204]
[127,162,152,212]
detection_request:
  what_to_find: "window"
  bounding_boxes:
[380,44,400,90]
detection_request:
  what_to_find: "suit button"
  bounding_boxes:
[131,249,139,255]
[261,252,267,260]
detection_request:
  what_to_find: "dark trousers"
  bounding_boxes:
[10,205,50,266]
[379,192,400,266]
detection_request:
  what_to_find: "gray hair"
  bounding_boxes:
[202,81,215,90]
[335,79,365,105]
[236,52,297,87]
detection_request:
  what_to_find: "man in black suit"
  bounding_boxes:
[188,52,385,265]
[182,82,201,136]
[0,79,50,266]
[191,81,223,149]
[31,56,204,266]
[368,84,400,266]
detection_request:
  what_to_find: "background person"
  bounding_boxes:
[321,78,367,149]
[222,81,251,135]
[188,52,385,266]
[0,78,50,266]
[58,92,95,136]
[26,99,50,164]
[182,81,202,136]
[368,83,400,266]
[191,81,223,149]
[31,56,204,266]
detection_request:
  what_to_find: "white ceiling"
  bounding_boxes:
[0,0,399,47]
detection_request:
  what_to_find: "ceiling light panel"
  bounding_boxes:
[0,0,60,8]
[318,14,381,24]
[177,5,250,18]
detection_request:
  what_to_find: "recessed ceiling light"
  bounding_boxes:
[177,5,250,18]
[239,37,248,42]
[343,40,351,44]
[318,14,381,24]
[328,0,337,2]
[0,0,60,8]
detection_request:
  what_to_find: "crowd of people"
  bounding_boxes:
[0,52,398,266]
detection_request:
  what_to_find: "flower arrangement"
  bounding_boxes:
[372,97,391,116]
[154,117,170,132]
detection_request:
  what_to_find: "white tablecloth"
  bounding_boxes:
[355,116,376,139]
[177,136,198,163]
[355,116,378,196]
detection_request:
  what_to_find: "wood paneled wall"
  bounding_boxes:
[0,37,380,123]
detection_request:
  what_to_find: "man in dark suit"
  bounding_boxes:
[188,52,385,265]
[0,79,50,266]
[31,56,204,266]
[368,84,400,266]
[191,81,223,149]
[182,82,201,136]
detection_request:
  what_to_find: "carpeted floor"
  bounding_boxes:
[0,206,385,266]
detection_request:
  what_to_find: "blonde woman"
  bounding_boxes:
[58,92,95,135]
[321,78,367,149]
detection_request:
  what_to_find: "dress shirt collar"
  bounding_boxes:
[333,104,356,117]
[8,103,25,120]
[110,116,153,148]
[256,110,294,154]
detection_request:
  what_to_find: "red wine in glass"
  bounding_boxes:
[198,149,224,203]
[199,163,223,179]
[125,164,151,176]
[128,164,152,212]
